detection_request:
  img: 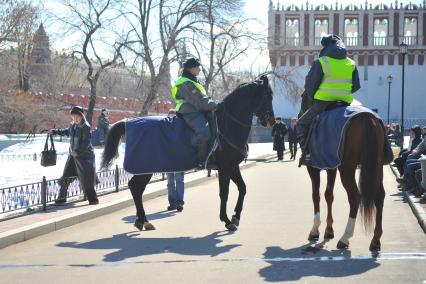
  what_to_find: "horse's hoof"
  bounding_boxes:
[308,231,320,241]
[369,240,381,252]
[231,215,240,226]
[324,229,334,239]
[337,240,349,249]
[225,223,238,231]
[134,220,144,231]
[144,222,156,230]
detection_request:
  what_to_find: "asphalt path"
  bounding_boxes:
[0,160,425,283]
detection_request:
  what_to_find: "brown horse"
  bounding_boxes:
[299,92,387,252]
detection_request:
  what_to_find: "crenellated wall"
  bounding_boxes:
[31,92,174,128]
[268,1,426,128]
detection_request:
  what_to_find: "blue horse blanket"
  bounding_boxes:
[307,105,381,170]
[124,116,198,174]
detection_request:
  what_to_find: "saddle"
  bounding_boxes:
[301,104,392,169]
[124,114,219,174]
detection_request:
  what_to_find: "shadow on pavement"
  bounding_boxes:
[121,211,177,223]
[258,242,380,282]
[57,231,240,262]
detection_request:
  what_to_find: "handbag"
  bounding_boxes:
[41,134,57,167]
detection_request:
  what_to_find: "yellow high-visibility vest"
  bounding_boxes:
[314,56,355,103]
[171,77,206,111]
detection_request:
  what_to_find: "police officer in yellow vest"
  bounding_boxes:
[171,57,218,164]
[297,34,361,155]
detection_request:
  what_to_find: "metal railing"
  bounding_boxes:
[373,36,388,46]
[344,36,359,47]
[314,37,322,46]
[0,166,167,216]
[0,152,69,161]
[402,36,417,46]
[283,37,300,47]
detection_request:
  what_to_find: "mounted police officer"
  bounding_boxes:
[171,57,217,166]
[297,34,361,159]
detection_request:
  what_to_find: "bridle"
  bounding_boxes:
[215,82,273,156]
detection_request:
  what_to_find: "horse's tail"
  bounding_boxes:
[101,120,125,170]
[358,115,383,230]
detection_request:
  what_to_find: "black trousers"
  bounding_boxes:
[276,150,284,160]
[289,142,298,158]
[57,155,98,202]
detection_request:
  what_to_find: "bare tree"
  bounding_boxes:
[57,0,127,125]
[121,0,204,115]
[9,3,39,91]
[0,0,22,46]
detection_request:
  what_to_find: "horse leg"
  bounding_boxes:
[337,167,360,249]
[128,174,155,231]
[230,167,246,227]
[370,181,385,251]
[324,169,337,239]
[307,166,321,240]
[218,169,237,231]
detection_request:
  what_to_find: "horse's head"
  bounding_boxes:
[253,75,275,127]
[298,90,311,118]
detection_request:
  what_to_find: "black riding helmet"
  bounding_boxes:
[183,57,201,70]
[319,34,345,57]
[70,105,84,116]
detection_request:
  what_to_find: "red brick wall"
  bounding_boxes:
[363,14,369,46]
[304,14,310,46]
[394,13,399,46]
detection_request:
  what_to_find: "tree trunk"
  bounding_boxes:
[86,79,97,126]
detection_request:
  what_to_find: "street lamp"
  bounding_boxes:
[386,75,393,125]
[399,42,408,150]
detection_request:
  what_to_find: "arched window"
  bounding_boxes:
[345,18,359,46]
[285,18,300,47]
[404,17,418,45]
[373,19,388,46]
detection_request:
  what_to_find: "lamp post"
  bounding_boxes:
[399,42,408,150]
[386,75,393,125]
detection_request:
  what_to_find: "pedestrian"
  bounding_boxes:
[166,109,185,212]
[388,123,403,148]
[272,117,288,161]
[171,57,217,167]
[296,34,361,162]
[49,106,99,205]
[288,117,298,160]
[97,108,110,146]
[394,125,422,175]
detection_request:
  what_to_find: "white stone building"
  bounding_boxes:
[268,0,426,128]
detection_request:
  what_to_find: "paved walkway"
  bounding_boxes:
[0,159,425,283]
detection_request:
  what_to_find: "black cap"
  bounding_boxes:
[70,105,84,116]
[321,34,343,47]
[183,57,201,70]
[101,108,107,112]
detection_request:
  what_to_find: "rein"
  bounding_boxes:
[218,103,252,128]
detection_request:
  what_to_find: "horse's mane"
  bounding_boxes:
[221,80,262,105]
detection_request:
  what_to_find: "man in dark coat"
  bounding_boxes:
[272,117,288,160]
[288,117,298,160]
[97,108,110,146]
[49,106,99,205]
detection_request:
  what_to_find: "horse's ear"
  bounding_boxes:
[259,74,269,85]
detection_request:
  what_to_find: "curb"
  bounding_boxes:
[389,165,426,233]
[0,161,256,249]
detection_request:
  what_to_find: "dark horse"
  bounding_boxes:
[101,75,275,232]
[299,92,387,252]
